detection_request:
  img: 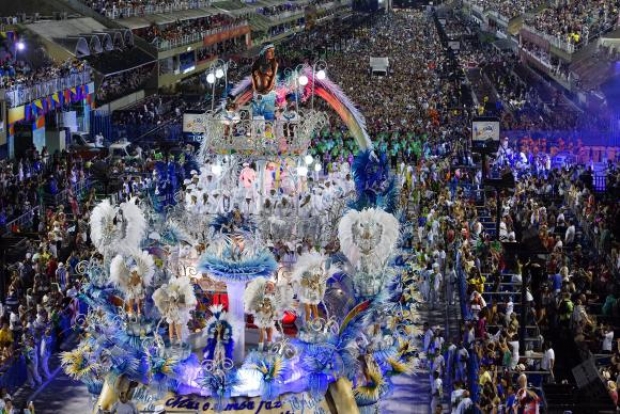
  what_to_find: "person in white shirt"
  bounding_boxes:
[541,341,555,382]
[508,332,520,369]
[111,391,139,414]
[455,390,473,414]
[430,370,443,413]
[450,381,466,414]
[565,221,576,245]
[602,324,615,353]
[423,322,434,354]
[431,347,445,378]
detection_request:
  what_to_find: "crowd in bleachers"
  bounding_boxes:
[0,50,90,93]
[81,0,208,19]
[112,95,186,129]
[95,63,155,104]
[464,0,546,18]
[525,0,619,47]
[256,3,305,18]
[134,14,246,45]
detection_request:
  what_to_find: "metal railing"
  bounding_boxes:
[3,205,41,235]
[102,0,211,19]
[3,71,93,108]
[152,21,248,50]
[263,9,305,21]
[521,24,576,53]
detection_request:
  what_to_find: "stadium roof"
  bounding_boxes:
[117,8,218,30]
[25,17,108,40]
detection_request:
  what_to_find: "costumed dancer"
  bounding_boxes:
[291,252,336,323]
[109,250,155,318]
[244,277,293,352]
[25,336,42,388]
[153,275,198,345]
[203,305,234,363]
[40,327,54,379]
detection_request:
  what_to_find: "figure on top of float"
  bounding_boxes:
[251,44,278,120]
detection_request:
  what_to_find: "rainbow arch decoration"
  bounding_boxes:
[227,65,373,152]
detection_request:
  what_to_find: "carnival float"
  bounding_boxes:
[62,45,426,414]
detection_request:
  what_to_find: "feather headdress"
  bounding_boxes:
[338,208,400,273]
[291,252,337,305]
[152,276,198,325]
[244,277,294,315]
[109,250,155,295]
[160,220,196,247]
[90,198,147,255]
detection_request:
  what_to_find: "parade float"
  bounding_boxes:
[63,45,425,414]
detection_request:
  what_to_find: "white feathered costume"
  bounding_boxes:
[152,276,197,326]
[291,252,336,305]
[338,208,400,274]
[338,208,400,297]
[244,277,294,329]
[109,250,155,301]
[90,198,147,256]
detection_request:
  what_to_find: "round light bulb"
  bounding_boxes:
[297,166,308,176]
[316,69,326,80]
[298,75,309,86]
[206,73,216,84]
[16,42,25,51]
[212,164,222,175]
[215,68,224,79]
[314,163,322,172]
[304,154,313,165]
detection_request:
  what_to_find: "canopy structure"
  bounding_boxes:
[89,32,114,52]
[60,36,91,58]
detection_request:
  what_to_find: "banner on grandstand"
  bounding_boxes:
[472,116,500,152]
[203,25,250,47]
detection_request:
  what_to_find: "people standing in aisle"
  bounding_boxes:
[24,336,42,388]
[431,370,443,413]
[40,327,54,379]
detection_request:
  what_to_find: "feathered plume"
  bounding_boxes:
[109,250,155,296]
[153,276,198,325]
[89,198,147,255]
[291,252,337,305]
[349,150,400,213]
[354,356,391,407]
[200,365,241,412]
[61,345,101,381]
[246,354,288,400]
[338,208,400,273]
[89,199,117,254]
[161,221,196,247]
[298,344,344,398]
[198,236,278,283]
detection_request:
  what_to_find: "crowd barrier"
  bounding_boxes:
[3,71,92,108]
